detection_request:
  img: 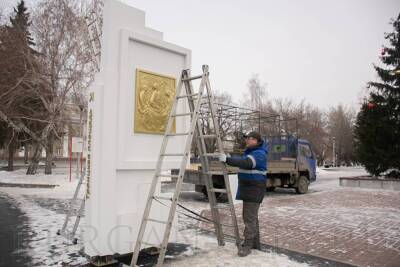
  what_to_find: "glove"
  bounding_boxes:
[218,153,227,162]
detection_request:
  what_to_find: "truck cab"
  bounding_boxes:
[266,136,316,193]
[297,139,317,182]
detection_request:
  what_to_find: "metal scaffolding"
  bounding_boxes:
[196,102,299,154]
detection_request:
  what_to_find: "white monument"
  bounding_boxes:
[84,0,191,258]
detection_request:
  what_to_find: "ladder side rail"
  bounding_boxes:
[204,68,241,246]
[155,72,208,266]
[59,172,86,235]
[184,70,225,245]
[69,197,86,241]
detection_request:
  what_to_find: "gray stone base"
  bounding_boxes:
[339,176,400,191]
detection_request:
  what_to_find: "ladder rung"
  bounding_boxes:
[147,218,168,224]
[214,203,233,209]
[153,196,172,201]
[172,112,193,117]
[162,153,185,157]
[202,153,221,157]
[141,241,162,248]
[166,132,190,136]
[157,174,179,178]
[206,171,224,175]
[210,188,227,193]
[200,134,217,139]
[176,93,199,99]
[182,75,203,81]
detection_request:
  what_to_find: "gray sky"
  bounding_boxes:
[2,0,400,109]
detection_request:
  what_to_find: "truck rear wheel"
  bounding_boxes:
[266,187,275,192]
[295,176,309,194]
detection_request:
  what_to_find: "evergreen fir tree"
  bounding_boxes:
[9,0,34,46]
[0,1,37,171]
[354,13,400,177]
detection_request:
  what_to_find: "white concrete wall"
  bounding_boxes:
[84,0,191,257]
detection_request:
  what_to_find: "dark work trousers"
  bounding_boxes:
[242,201,261,247]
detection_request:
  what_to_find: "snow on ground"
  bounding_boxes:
[0,169,83,199]
[162,189,312,266]
[1,168,312,266]
[164,228,310,267]
[311,166,368,192]
[1,166,372,266]
[5,191,87,266]
[0,169,86,266]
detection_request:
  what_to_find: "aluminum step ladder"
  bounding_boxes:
[130,65,240,267]
[57,171,86,244]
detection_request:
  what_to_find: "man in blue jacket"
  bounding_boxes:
[218,131,268,257]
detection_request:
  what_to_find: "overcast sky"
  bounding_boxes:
[1,0,399,109]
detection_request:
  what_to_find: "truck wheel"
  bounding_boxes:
[295,176,309,194]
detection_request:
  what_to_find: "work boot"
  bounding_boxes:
[237,245,251,257]
[252,241,261,250]
[252,236,261,250]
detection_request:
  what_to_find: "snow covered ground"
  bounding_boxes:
[0,169,86,266]
[312,166,368,191]
[163,229,310,267]
[0,166,371,266]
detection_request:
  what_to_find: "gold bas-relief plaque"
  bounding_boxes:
[134,69,176,134]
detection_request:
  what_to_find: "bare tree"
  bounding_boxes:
[241,74,270,112]
[271,98,328,164]
[194,91,237,154]
[271,98,297,136]
[0,7,5,24]
[294,101,328,164]
[29,0,96,174]
[326,104,356,165]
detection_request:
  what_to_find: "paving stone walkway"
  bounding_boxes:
[200,188,400,267]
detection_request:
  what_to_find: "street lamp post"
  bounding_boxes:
[332,137,336,167]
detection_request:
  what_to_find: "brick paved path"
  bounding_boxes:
[200,188,400,267]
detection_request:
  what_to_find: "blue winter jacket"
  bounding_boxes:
[238,140,268,181]
[226,140,268,203]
